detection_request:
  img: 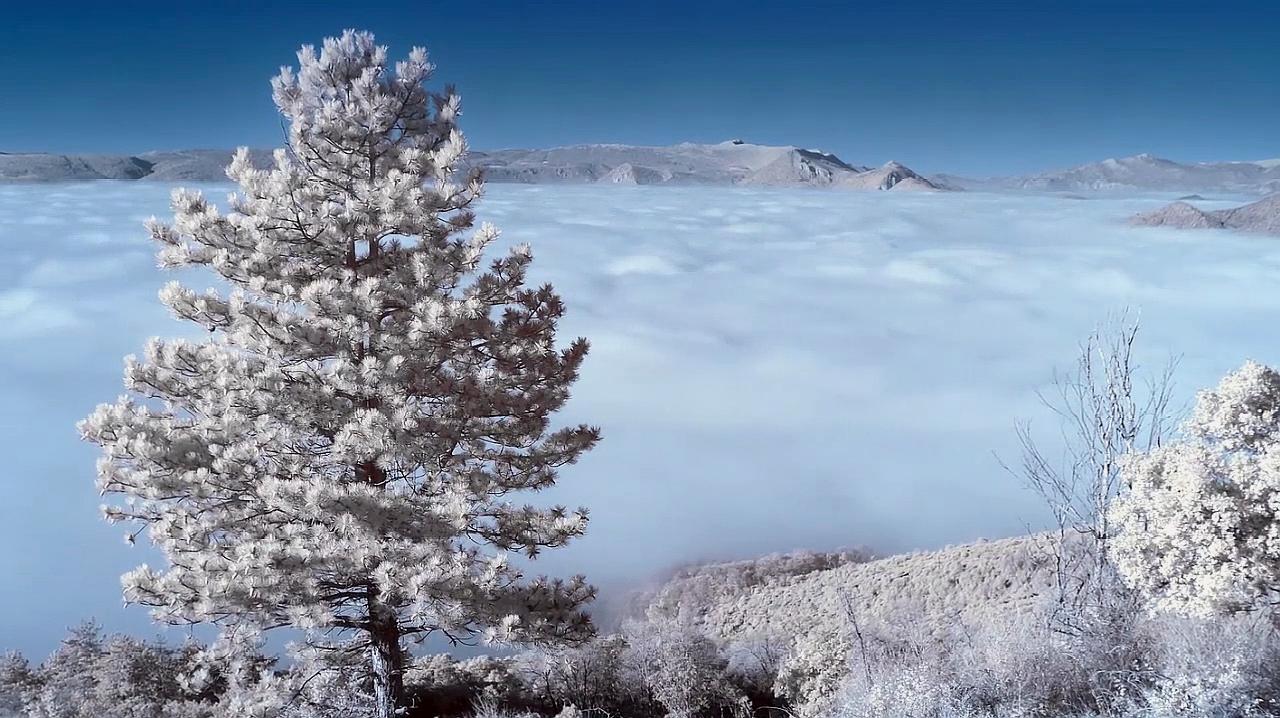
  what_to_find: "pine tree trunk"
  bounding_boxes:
[359,213,400,718]
[364,462,402,718]
[369,608,403,718]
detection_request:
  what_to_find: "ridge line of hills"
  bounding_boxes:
[940,152,1280,195]
[0,142,944,191]
[7,143,1280,194]
[7,144,1280,197]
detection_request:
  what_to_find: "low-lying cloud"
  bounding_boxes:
[0,182,1272,656]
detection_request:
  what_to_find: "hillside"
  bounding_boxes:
[0,153,154,181]
[0,149,274,182]
[0,142,944,190]
[630,548,875,625]
[629,535,1059,712]
[1130,194,1280,235]
[684,535,1055,643]
[632,535,1058,674]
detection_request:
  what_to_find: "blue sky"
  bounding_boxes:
[2,0,1278,175]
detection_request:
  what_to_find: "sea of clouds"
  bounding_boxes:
[1,181,1275,655]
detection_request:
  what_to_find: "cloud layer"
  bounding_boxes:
[0,182,1273,656]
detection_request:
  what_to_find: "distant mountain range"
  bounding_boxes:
[0,142,944,191]
[1129,194,1280,235]
[8,145,1280,196]
[0,149,272,183]
[942,153,1280,195]
[468,141,943,190]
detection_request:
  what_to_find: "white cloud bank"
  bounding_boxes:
[0,182,1273,655]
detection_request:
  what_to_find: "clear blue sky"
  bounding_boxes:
[3,0,1278,175]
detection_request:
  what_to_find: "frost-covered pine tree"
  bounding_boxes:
[80,30,600,718]
[1110,360,1280,616]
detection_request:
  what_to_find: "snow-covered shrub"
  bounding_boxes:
[1183,360,1280,452]
[1135,614,1280,718]
[1111,361,1280,616]
[951,609,1149,717]
[623,618,743,718]
[462,657,530,706]
[403,654,533,718]
[6,623,244,718]
[466,697,541,718]
[838,664,974,718]
[827,602,1280,718]
[829,608,1151,718]
[0,654,34,718]
[827,612,980,718]
[259,650,533,718]
[404,655,491,717]
[782,608,992,717]
[276,666,375,718]
[523,635,648,715]
[773,624,848,717]
[722,629,789,700]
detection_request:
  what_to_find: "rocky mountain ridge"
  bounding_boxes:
[1130,193,1280,235]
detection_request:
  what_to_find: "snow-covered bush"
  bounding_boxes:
[722,628,789,700]
[211,640,429,718]
[455,657,530,707]
[0,655,33,718]
[954,610,1148,717]
[3,623,248,718]
[623,618,743,718]
[829,615,980,718]
[838,664,974,718]
[823,594,1280,718]
[276,666,375,718]
[1111,361,1280,615]
[1134,614,1280,718]
[827,608,1151,718]
[950,596,1147,716]
[523,635,648,715]
[466,697,540,718]
[401,653,536,718]
[773,624,848,717]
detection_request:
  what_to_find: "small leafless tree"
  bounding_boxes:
[532,635,633,714]
[837,590,874,689]
[726,627,787,697]
[1002,311,1179,633]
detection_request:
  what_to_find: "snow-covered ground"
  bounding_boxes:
[1,182,1275,655]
